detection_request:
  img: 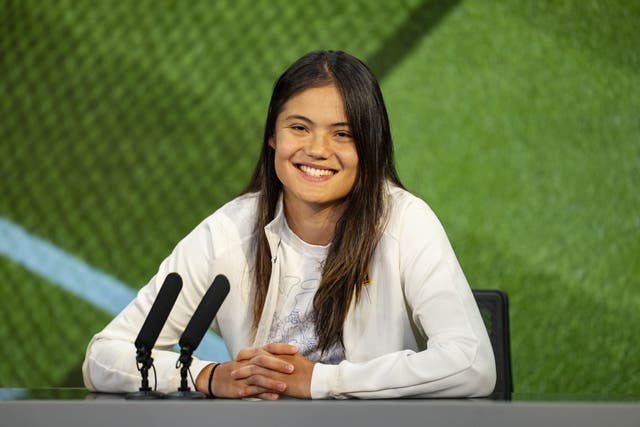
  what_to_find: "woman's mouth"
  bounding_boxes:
[297,164,336,177]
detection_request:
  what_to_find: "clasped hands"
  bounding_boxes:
[196,343,314,400]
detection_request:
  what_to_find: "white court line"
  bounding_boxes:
[0,217,230,362]
[0,388,27,400]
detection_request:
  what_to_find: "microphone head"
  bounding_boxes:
[179,274,230,352]
[134,272,183,350]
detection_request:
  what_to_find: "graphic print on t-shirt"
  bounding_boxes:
[268,275,318,353]
[267,274,344,365]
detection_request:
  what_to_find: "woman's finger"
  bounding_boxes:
[262,343,298,355]
[235,347,260,361]
[233,368,288,392]
[255,392,280,400]
[239,354,294,374]
[236,383,282,398]
[232,366,287,386]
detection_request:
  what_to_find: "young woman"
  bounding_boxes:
[82,50,496,399]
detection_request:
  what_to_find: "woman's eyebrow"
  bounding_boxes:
[284,114,313,124]
[330,121,351,128]
[284,114,350,128]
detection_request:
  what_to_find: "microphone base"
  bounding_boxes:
[166,390,206,400]
[125,390,165,400]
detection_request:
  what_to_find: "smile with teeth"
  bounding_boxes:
[298,164,336,177]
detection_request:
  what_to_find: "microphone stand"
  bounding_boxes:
[125,346,165,399]
[166,345,205,399]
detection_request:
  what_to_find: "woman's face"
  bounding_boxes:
[270,84,359,212]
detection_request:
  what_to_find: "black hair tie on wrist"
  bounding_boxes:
[208,363,221,398]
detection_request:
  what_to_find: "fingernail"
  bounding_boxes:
[278,383,286,391]
[230,370,237,378]
[286,364,294,372]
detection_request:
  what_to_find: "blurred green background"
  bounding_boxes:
[1,0,638,396]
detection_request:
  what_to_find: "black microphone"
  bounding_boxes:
[167,274,230,399]
[134,272,183,352]
[180,274,230,352]
[126,272,183,400]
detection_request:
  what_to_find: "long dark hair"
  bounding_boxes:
[243,50,403,354]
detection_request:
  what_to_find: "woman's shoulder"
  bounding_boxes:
[197,192,260,240]
[384,184,444,240]
[386,184,434,216]
[217,191,260,216]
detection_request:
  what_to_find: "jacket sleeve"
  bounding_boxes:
[82,220,218,393]
[310,197,496,399]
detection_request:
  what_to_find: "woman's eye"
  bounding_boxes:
[290,125,306,132]
[335,131,352,139]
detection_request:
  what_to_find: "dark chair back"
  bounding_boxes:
[473,289,513,400]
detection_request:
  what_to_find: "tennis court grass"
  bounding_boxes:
[0,257,112,386]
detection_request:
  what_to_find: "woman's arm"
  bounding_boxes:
[307,196,496,399]
[82,221,217,393]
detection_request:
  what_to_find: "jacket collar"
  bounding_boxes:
[263,192,285,260]
[252,193,285,346]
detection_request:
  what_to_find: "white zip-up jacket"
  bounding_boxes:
[82,185,496,399]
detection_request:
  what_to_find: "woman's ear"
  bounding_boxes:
[268,137,276,149]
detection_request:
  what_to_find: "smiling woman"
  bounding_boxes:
[82,50,496,400]
[271,85,359,244]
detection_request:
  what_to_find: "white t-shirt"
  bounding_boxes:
[266,219,345,365]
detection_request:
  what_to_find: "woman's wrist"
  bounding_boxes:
[195,362,218,396]
[208,363,222,398]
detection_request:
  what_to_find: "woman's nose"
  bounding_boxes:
[305,133,330,158]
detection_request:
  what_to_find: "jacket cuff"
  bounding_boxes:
[310,363,338,399]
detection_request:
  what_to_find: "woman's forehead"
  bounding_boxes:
[278,85,348,125]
